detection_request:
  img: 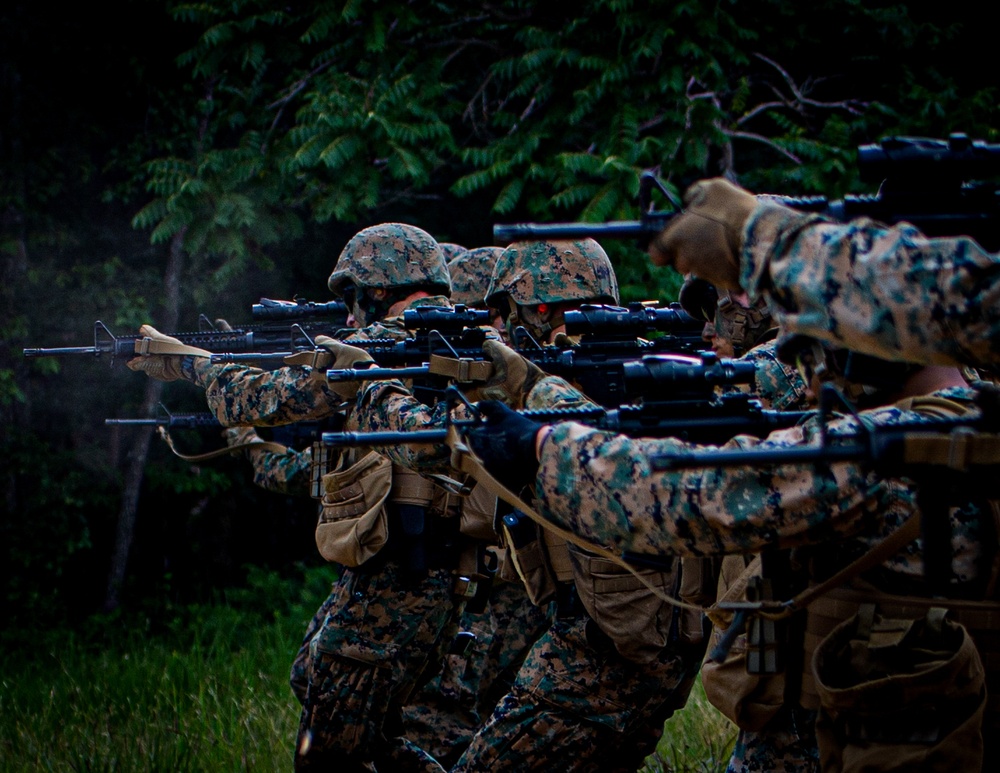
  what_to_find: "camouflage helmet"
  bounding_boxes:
[328,223,451,296]
[486,239,619,308]
[438,242,469,263]
[448,247,504,308]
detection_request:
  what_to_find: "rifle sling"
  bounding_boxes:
[156,427,289,462]
[428,355,494,383]
[445,424,703,614]
[134,337,211,358]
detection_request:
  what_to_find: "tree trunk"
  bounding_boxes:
[103,227,186,611]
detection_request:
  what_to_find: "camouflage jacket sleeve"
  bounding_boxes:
[184,358,344,426]
[741,200,1000,368]
[535,419,881,559]
[223,426,314,496]
[535,388,986,584]
[344,296,472,474]
[246,443,313,496]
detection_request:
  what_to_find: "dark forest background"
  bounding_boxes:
[2,0,997,637]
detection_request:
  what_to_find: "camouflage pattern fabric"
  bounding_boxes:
[741,200,1000,368]
[439,242,469,263]
[448,246,504,308]
[402,581,555,768]
[178,297,472,770]
[534,384,986,585]
[297,563,457,772]
[450,615,702,773]
[740,340,811,412]
[727,706,820,773]
[486,239,619,308]
[442,370,703,771]
[328,223,451,295]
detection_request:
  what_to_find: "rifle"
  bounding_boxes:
[494,133,1000,251]
[322,357,785,448]
[203,304,493,365]
[107,405,344,450]
[23,297,349,364]
[325,303,706,407]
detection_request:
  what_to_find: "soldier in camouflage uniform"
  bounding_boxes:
[677,279,819,772]
[679,276,777,360]
[396,242,554,768]
[465,339,995,769]
[650,177,1000,369]
[129,223,469,773]
[342,238,706,772]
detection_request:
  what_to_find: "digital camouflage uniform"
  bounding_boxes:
[700,342,819,773]
[348,238,705,770]
[395,241,553,768]
[531,380,993,770]
[450,373,704,773]
[178,224,469,772]
[447,247,504,309]
[741,200,1000,368]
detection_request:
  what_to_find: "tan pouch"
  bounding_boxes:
[813,605,986,772]
[701,554,787,731]
[501,512,558,606]
[459,482,498,541]
[568,545,677,664]
[314,451,392,567]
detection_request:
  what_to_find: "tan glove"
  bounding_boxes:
[222,426,262,447]
[315,335,375,400]
[648,178,756,291]
[126,324,209,382]
[477,339,546,409]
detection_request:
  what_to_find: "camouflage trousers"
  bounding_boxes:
[726,706,819,773]
[402,580,555,768]
[451,615,703,773]
[294,561,460,772]
[290,589,339,706]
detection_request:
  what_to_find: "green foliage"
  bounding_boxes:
[7,0,1000,637]
[0,608,302,772]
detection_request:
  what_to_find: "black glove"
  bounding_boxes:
[465,400,545,493]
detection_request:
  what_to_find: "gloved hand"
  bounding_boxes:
[315,335,375,400]
[477,339,546,409]
[464,400,545,493]
[222,426,262,447]
[648,178,756,291]
[126,324,208,382]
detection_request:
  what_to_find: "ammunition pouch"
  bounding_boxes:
[801,585,1000,735]
[813,604,986,772]
[568,545,679,665]
[701,554,789,731]
[314,451,393,567]
[499,509,561,606]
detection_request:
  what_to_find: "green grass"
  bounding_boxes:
[643,677,738,773]
[0,588,737,772]
[0,615,303,772]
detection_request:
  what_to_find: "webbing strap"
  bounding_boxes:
[428,355,494,383]
[445,424,704,614]
[156,427,289,462]
[133,336,211,358]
